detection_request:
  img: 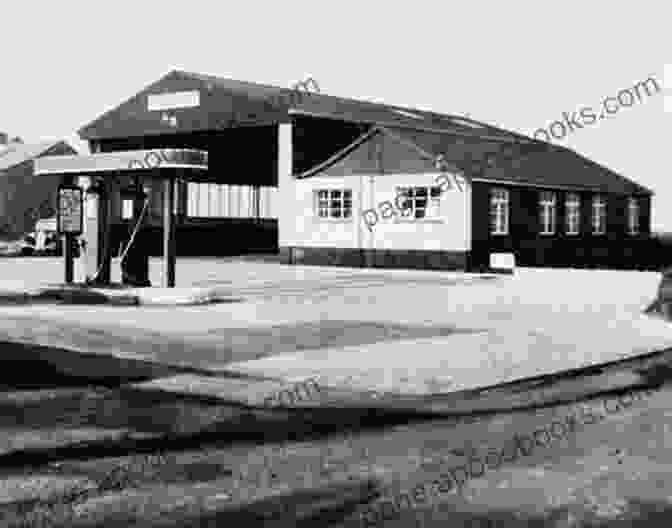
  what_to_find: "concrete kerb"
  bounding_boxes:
[131,285,239,306]
[0,284,237,307]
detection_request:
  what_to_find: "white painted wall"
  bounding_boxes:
[278,122,294,243]
[281,171,471,252]
[283,174,362,248]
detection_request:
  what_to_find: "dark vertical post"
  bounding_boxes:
[98,177,113,284]
[63,174,75,284]
[64,235,74,284]
[180,180,188,221]
[163,174,176,287]
[133,175,144,220]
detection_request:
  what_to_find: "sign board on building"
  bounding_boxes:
[147,91,200,111]
[127,148,209,170]
[56,185,83,235]
[490,252,516,271]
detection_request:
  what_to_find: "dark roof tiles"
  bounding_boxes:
[78,70,650,195]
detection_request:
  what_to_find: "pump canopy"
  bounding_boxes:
[34,149,208,179]
[34,149,208,288]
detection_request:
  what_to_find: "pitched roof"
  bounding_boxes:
[77,70,650,195]
[78,70,528,142]
[299,126,651,195]
[389,127,651,194]
[0,141,75,171]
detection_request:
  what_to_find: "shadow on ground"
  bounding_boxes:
[5,478,672,527]
[2,352,672,526]
[0,340,216,390]
[0,317,486,372]
[2,362,672,472]
[143,496,672,528]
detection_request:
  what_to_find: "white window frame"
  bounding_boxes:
[539,191,557,235]
[627,197,639,235]
[314,189,352,220]
[592,195,607,235]
[489,188,509,235]
[565,192,581,235]
[395,186,442,220]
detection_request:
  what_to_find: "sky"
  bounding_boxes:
[2,1,670,229]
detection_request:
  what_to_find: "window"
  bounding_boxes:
[122,199,133,220]
[592,195,607,235]
[628,197,639,235]
[565,193,581,235]
[315,189,352,219]
[539,191,557,235]
[187,183,266,218]
[489,188,509,235]
[395,186,442,219]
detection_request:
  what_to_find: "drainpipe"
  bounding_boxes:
[366,136,383,267]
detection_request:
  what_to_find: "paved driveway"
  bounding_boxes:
[0,257,670,396]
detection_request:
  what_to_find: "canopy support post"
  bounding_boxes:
[163,174,176,287]
[63,174,75,284]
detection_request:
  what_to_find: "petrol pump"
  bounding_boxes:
[37,148,208,288]
[119,176,151,287]
[75,174,110,284]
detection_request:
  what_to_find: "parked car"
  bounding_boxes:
[18,234,36,256]
[17,231,62,256]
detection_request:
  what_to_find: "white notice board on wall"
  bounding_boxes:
[147,91,200,111]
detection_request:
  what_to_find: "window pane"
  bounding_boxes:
[314,189,352,220]
[210,184,220,217]
[628,198,639,234]
[492,188,508,202]
[490,188,508,235]
[122,199,133,220]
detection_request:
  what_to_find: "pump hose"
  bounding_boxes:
[118,197,150,263]
[86,194,150,284]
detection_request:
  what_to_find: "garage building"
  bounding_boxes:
[77,70,653,270]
